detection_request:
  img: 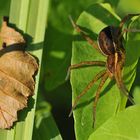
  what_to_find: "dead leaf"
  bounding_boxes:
[0,17,38,129]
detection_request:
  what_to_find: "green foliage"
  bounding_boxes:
[43,0,104,91]
[126,16,140,105]
[33,101,62,140]
[71,3,140,140]
[116,0,140,15]
[89,105,140,140]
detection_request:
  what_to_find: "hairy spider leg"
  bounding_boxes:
[69,70,106,117]
[69,15,100,52]
[115,63,135,104]
[93,72,109,127]
[121,28,140,37]
[119,13,140,29]
[118,13,140,39]
[65,61,105,80]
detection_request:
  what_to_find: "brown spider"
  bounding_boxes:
[68,13,140,125]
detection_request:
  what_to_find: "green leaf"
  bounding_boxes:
[88,105,140,140]
[125,15,140,104]
[131,60,140,104]
[70,3,140,140]
[117,0,140,15]
[0,0,49,139]
[104,0,120,8]
[33,101,62,140]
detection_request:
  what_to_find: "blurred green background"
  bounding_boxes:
[1,0,140,140]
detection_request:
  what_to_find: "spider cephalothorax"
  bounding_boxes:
[68,14,140,125]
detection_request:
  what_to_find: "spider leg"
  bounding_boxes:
[123,28,140,33]
[115,64,135,104]
[119,13,140,29]
[119,28,140,39]
[93,72,109,127]
[69,15,100,52]
[65,61,106,80]
[69,70,106,117]
[118,14,140,39]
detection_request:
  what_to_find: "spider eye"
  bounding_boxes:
[98,26,116,55]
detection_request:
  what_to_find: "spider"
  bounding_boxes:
[68,13,140,125]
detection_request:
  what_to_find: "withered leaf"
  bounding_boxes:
[0,17,38,129]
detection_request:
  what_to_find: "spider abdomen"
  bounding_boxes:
[98,26,119,56]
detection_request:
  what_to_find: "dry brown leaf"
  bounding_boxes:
[0,17,38,129]
[0,17,25,46]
